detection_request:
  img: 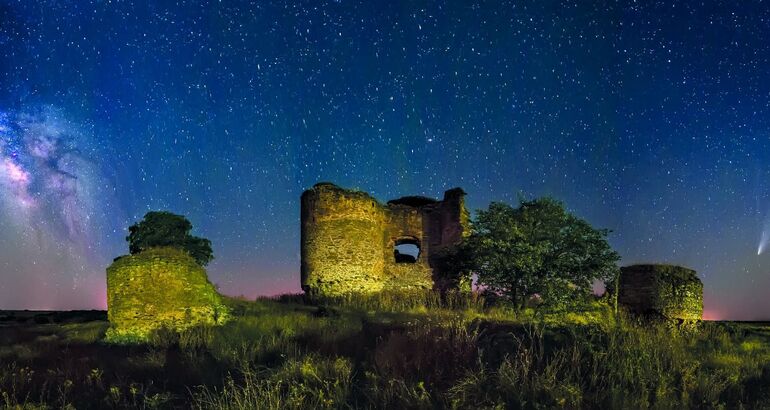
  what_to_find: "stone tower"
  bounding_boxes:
[617,264,703,320]
[300,183,469,297]
[105,247,230,342]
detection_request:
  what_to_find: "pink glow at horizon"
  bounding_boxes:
[95,287,108,310]
[702,308,722,321]
[215,274,302,300]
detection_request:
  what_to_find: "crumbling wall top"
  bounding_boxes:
[387,196,439,207]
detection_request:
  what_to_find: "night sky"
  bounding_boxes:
[1,1,769,319]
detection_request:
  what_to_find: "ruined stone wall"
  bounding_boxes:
[106,247,230,342]
[618,264,703,320]
[301,183,468,296]
[301,184,388,295]
[383,205,433,290]
[428,188,471,290]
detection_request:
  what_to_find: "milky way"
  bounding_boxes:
[0,107,115,309]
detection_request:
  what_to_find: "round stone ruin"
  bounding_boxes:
[617,264,703,320]
[105,247,230,342]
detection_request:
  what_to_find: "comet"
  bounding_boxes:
[759,219,770,255]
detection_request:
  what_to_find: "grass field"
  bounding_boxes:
[1,293,770,409]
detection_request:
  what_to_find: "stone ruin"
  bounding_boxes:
[617,264,703,320]
[105,247,230,342]
[300,182,470,297]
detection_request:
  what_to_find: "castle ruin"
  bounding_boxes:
[618,264,703,320]
[105,247,230,342]
[300,183,469,297]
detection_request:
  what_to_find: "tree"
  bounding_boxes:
[464,198,619,310]
[127,211,214,266]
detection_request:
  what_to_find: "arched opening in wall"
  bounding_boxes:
[394,238,420,263]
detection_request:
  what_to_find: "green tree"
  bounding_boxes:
[127,211,214,266]
[465,198,619,310]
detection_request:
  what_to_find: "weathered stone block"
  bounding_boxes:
[618,264,703,320]
[105,247,230,342]
[300,183,469,297]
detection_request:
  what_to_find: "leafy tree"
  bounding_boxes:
[464,198,619,310]
[127,211,214,266]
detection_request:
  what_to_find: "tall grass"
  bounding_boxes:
[444,317,770,409]
[193,355,353,410]
[196,295,770,408]
[3,294,770,408]
[312,289,486,313]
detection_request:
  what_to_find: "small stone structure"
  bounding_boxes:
[618,264,703,320]
[300,182,469,297]
[105,247,230,342]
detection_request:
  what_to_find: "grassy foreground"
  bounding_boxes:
[1,293,770,409]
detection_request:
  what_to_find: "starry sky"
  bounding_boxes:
[1,1,769,319]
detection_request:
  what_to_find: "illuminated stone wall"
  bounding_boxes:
[618,264,703,320]
[300,182,469,297]
[105,247,230,342]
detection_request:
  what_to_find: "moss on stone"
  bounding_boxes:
[105,247,230,342]
[618,264,703,320]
